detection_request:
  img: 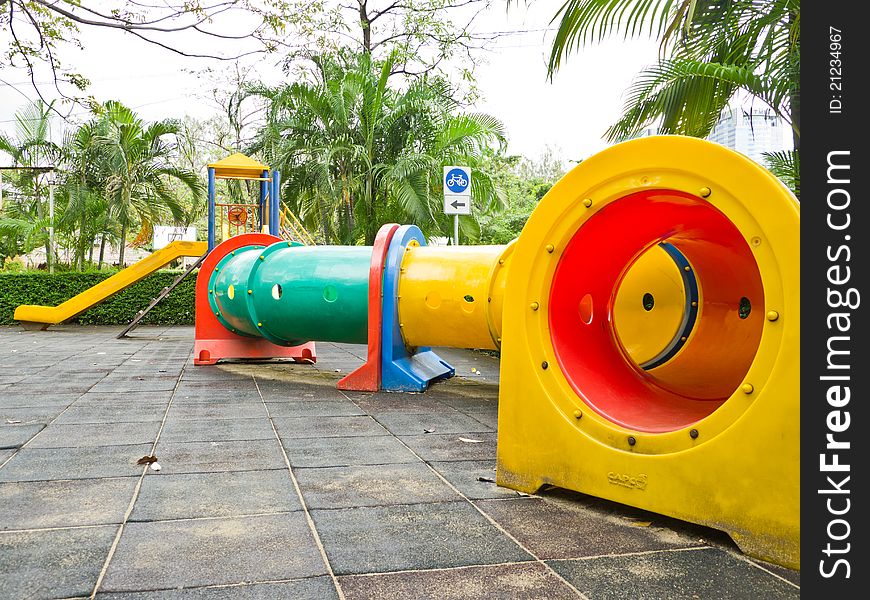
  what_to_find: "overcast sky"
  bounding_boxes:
[0,1,668,162]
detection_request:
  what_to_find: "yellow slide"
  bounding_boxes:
[14,240,208,329]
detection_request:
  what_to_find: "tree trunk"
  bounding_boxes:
[364,177,376,245]
[98,233,107,269]
[77,213,87,270]
[359,1,371,54]
[118,221,127,267]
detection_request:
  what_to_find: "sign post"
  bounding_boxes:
[443,166,471,245]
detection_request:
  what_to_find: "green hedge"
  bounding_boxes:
[0,270,197,326]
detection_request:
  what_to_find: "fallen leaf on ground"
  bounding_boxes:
[458,437,483,443]
[477,476,495,483]
[5,418,22,424]
[423,428,435,433]
[136,455,158,465]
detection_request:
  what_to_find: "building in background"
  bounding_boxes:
[631,105,790,165]
[707,106,788,164]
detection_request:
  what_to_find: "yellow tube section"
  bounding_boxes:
[397,244,512,350]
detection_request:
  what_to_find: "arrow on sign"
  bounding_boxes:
[450,199,466,209]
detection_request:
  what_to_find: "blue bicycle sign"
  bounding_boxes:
[444,167,470,194]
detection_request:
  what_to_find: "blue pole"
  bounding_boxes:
[207,167,216,251]
[271,170,281,236]
[259,170,268,232]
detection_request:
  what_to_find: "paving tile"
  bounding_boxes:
[752,558,801,587]
[131,470,301,521]
[347,393,457,414]
[468,411,497,429]
[0,392,82,409]
[0,525,117,598]
[0,423,44,449]
[171,393,263,404]
[6,382,94,395]
[159,418,277,443]
[430,460,520,500]
[273,415,387,439]
[265,400,366,417]
[152,440,286,474]
[180,368,255,382]
[295,463,461,509]
[339,562,579,600]
[0,405,64,425]
[0,449,14,464]
[90,377,179,393]
[0,477,138,529]
[547,547,800,599]
[54,403,169,424]
[374,411,494,436]
[166,402,267,420]
[100,513,328,591]
[257,383,348,403]
[398,432,498,462]
[475,496,703,560]
[281,435,419,468]
[312,501,532,575]
[77,391,175,405]
[96,577,339,599]
[28,422,161,448]
[436,394,500,413]
[175,380,259,393]
[0,444,151,482]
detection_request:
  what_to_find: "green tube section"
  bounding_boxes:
[208,242,372,346]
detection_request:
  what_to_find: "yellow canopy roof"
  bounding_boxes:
[207,153,270,179]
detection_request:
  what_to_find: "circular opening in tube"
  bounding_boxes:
[739,296,752,319]
[549,190,765,433]
[642,293,655,311]
[272,284,282,300]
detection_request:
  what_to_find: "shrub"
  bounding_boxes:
[0,270,197,326]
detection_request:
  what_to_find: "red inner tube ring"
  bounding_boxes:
[548,189,765,433]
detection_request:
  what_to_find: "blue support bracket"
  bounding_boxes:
[380,225,454,392]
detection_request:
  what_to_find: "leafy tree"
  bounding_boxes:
[55,119,106,269]
[477,147,567,244]
[545,0,799,194]
[278,0,499,99]
[92,101,205,266]
[248,51,505,245]
[0,100,61,267]
[1,1,288,107]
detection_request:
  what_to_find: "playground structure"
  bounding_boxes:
[13,136,799,569]
[206,153,315,250]
[13,153,313,331]
[192,136,800,569]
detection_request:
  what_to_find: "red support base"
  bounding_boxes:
[337,223,399,391]
[193,233,317,366]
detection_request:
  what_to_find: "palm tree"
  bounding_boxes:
[248,51,506,244]
[93,101,204,266]
[56,120,104,269]
[0,101,62,267]
[546,0,799,192]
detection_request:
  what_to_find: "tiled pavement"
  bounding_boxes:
[0,325,800,599]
